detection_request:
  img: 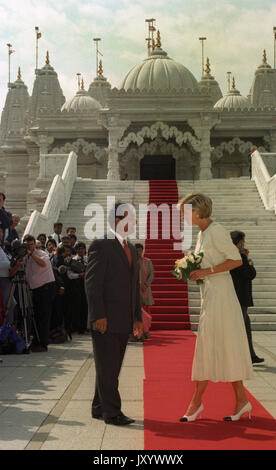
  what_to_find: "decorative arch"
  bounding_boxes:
[51,138,106,161]
[119,121,201,153]
[212,137,266,162]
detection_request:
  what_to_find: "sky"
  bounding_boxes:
[0,0,276,112]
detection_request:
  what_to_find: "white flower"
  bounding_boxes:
[178,257,188,269]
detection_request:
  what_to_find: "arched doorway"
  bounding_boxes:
[140,154,175,180]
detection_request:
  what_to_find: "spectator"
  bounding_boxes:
[66,227,77,236]
[46,238,57,259]
[68,234,77,254]
[24,234,56,352]
[135,243,154,339]
[230,231,264,364]
[0,227,23,325]
[51,222,63,245]
[58,235,71,248]
[68,242,88,334]
[37,233,47,251]
[4,214,20,253]
[0,192,13,248]
[51,245,73,339]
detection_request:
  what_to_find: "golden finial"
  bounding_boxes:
[46,51,50,65]
[17,66,21,80]
[262,49,267,64]
[156,30,161,48]
[76,73,81,90]
[81,77,84,90]
[232,76,236,89]
[152,38,156,51]
[205,57,211,74]
[98,59,103,76]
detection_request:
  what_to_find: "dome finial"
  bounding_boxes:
[17,66,21,80]
[76,73,81,90]
[232,76,236,90]
[46,51,50,65]
[262,49,267,64]
[205,57,211,74]
[156,30,162,48]
[81,77,85,90]
[98,59,103,76]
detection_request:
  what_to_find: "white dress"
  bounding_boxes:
[191,222,253,383]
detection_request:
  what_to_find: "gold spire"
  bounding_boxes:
[45,51,50,65]
[81,77,84,90]
[17,66,21,80]
[76,73,81,90]
[156,30,161,48]
[98,59,103,76]
[232,76,236,89]
[205,57,211,74]
[262,49,267,64]
[152,38,156,51]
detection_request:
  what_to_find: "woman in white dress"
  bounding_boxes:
[178,193,253,422]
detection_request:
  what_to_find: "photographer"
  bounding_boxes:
[0,227,22,325]
[23,234,55,352]
[0,193,13,248]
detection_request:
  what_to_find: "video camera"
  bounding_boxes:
[58,256,86,275]
[10,239,28,267]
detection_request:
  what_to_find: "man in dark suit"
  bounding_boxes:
[85,203,143,426]
[230,231,264,364]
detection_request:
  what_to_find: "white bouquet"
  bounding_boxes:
[171,251,204,285]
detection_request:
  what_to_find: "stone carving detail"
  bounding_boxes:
[212,137,266,162]
[51,138,106,161]
[120,136,194,164]
[119,121,201,153]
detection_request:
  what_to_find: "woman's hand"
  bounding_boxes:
[190,269,209,282]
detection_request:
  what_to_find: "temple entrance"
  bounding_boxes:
[140,154,175,180]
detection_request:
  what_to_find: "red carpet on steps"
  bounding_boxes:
[144,180,190,330]
[143,330,276,450]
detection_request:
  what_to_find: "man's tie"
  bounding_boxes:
[123,240,132,268]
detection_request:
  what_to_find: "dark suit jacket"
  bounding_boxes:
[230,253,256,307]
[85,234,142,334]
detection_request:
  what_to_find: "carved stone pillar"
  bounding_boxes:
[104,117,130,181]
[269,131,276,152]
[199,128,213,180]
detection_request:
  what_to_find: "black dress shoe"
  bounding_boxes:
[105,414,135,426]
[252,356,264,364]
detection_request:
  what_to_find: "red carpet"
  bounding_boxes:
[144,180,190,330]
[143,330,276,450]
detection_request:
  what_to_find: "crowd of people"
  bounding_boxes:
[0,193,156,354]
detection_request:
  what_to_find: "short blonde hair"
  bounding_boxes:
[178,192,212,219]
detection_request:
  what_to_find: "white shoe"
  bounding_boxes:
[223,402,252,421]
[179,403,204,422]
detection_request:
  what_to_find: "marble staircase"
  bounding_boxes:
[58,177,276,330]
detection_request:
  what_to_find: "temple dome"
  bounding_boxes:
[61,88,101,113]
[214,78,251,110]
[119,44,198,92]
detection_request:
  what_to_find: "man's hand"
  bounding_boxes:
[95,318,107,334]
[133,321,143,339]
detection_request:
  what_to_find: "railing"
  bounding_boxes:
[24,151,78,238]
[251,149,276,214]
